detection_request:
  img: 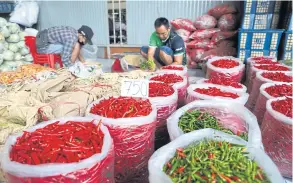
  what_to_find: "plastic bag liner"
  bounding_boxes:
[1,117,115,183]
[156,65,188,78]
[81,45,98,59]
[196,78,247,93]
[206,56,245,82]
[148,129,284,183]
[186,84,249,105]
[253,83,292,125]
[246,71,292,111]
[261,97,292,178]
[167,100,261,146]
[85,97,157,183]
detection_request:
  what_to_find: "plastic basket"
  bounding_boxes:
[243,0,282,14]
[241,13,280,30]
[0,2,14,13]
[237,49,278,63]
[279,31,293,60]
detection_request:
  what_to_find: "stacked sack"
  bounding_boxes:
[171,4,238,69]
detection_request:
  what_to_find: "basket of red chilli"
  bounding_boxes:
[157,65,188,77]
[206,56,245,82]
[86,96,157,183]
[1,117,114,183]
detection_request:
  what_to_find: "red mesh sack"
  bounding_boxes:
[211,31,237,43]
[200,47,236,60]
[261,97,292,178]
[189,28,220,39]
[254,83,292,125]
[208,4,237,19]
[193,14,217,30]
[217,14,237,31]
[246,71,293,111]
[186,39,216,49]
[86,97,157,183]
[175,29,190,42]
[171,18,196,31]
[216,40,236,47]
[1,117,115,183]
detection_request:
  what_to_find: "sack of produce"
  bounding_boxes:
[187,48,205,62]
[150,73,188,107]
[196,78,247,93]
[254,83,292,124]
[206,56,245,82]
[193,14,217,29]
[246,71,292,111]
[216,40,235,47]
[186,84,249,104]
[211,30,237,43]
[1,117,115,183]
[246,64,290,93]
[261,97,292,178]
[86,96,157,183]
[217,14,237,31]
[157,65,188,77]
[170,18,196,31]
[200,46,237,61]
[174,29,190,42]
[208,4,237,19]
[189,28,220,39]
[186,39,216,49]
[148,129,284,183]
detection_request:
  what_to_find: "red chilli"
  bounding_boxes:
[211,59,239,69]
[150,74,183,85]
[205,78,242,88]
[254,64,289,71]
[261,72,293,82]
[265,84,293,97]
[271,97,293,118]
[195,87,239,99]
[162,66,184,71]
[149,82,174,97]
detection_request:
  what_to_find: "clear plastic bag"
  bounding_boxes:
[217,14,237,31]
[196,78,247,93]
[1,117,115,183]
[208,4,237,19]
[148,129,284,183]
[261,97,292,178]
[80,45,98,59]
[206,56,245,82]
[86,97,157,183]
[186,39,216,49]
[189,28,220,39]
[174,29,190,42]
[170,18,196,31]
[193,14,217,30]
[186,83,249,105]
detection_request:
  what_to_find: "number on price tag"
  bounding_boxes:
[121,79,149,98]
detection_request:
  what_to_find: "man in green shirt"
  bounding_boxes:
[140,17,187,68]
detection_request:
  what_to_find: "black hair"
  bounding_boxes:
[154,17,170,29]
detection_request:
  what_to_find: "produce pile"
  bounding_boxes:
[271,97,292,118]
[194,87,240,99]
[149,82,175,97]
[150,73,183,84]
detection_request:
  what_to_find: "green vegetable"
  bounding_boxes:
[20,47,29,56]
[18,32,26,41]
[8,43,19,53]
[7,23,20,34]
[163,140,271,183]
[0,54,3,65]
[3,50,14,61]
[14,53,22,60]
[140,59,156,71]
[178,110,248,141]
[7,34,20,43]
[0,17,7,27]
[24,54,33,62]
[16,41,25,48]
[0,26,10,38]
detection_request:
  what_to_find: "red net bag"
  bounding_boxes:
[246,71,293,111]
[193,14,217,29]
[1,117,115,183]
[208,4,237,19]
[170,18,196,31]
[150,73,188,107]
[186,84,249,105]
[196,78,247,93]
[200,47,237,61]
[206,56,245,82]
[186,39,216,49]
[254,83,292,125]
[157,65,188,77]
[211,30,237,43]
[189,28,220,39]
[217,14,237,31]
[261,97,293,178]
[86,97,157,183]
[175,29,190,42]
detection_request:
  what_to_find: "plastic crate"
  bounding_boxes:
[238,49,278,63]
[241,13,279,30]
[0,2,14,13]
[279,31,293,60]
[238,29,284,51]
[243,0,282,14]
[282,1,292,30]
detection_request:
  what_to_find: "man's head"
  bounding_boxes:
[154,17,170,41]
[78,25,94,45]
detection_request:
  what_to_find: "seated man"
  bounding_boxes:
[36,25,94,67]
[140,17,186,69]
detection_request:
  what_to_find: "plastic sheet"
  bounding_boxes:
[189,28,220,39]
[261,97,292,178]
[186,39,216,49]
[174,29,190,42]
[217,14,237,31]
[1,117,115,183]
[86,98,157,183]
[170,18,196,31]
[246,71,292,111]
[186,84,249,105]
[253,83,292,124]
[208,4,237,19]
[193,14,217,29]
[148,129,284,183]
[206,56,245,82]
[196,78,247,93]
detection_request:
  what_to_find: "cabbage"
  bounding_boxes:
[7,23,20,34]
[8,43,19,53]
[20,47,29,56]
[0,18,7,27]
[3,50,14,61]
[14,53,22,60]
[24,54,33,62]
[0,26,10,38]
[0,61,17,71]
[18,31,27,41]
[0,42,4,54]
[0,54,3,65]
[0,64,11,72]
[16,41,25,48]
[15,61,26,67]
[0,33,4,42]
[7,34,20,43]
[4,42,8,49]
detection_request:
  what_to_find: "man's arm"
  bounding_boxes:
[172,37,185,65]
[61,39,76,66]
[173,54,183,65]
[78,54,85,63]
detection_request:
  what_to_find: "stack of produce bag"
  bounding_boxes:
[86,96,157,183]
[148,129,284,183]
[167,100,261,147]
[254,83,292,124]
[206,56,245,82]
[0,18,34,72]
[1,117,115,183]
[186,83,248,105]
[261,97,292,178]
[150,73,188,107]
[148,82,178,149]
[246,71,292,111]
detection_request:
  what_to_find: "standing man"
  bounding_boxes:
[36,25,94,67]
[140,17,186,69]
